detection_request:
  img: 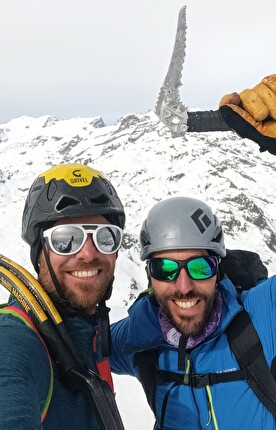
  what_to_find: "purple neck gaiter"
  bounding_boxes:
[159,291,223,349]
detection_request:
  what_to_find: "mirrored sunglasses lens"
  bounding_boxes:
[96,226,122,253]
[51,226,84,254]
[150,259,179,281]
[187,257,217,280]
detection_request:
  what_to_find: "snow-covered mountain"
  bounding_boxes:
[0,110,276,428]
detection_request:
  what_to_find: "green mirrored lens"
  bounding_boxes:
[160,259,179,280]
[187,257,215,279]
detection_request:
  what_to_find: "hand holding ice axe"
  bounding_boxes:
[155,6,276,155]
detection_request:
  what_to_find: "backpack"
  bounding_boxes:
[0,305,54,423]
[0,305,114,424]
[134,249,276,425]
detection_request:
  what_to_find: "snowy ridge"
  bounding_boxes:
[1,111,275,285]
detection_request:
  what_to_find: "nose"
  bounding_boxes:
[174,268,195,295]
[75,234,100,262]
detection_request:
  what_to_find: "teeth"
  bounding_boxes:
[175,299,197,309]
[71,270,98,278]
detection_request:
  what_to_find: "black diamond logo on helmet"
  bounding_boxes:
[191,209,211,233]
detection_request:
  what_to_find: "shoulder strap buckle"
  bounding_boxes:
[187,374,211,388]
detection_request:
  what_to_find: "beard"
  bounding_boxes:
[38,254,114,314]
[155,289,216,338]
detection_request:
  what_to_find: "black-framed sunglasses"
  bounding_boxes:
[148,256,221,282]
[43,224,123,255]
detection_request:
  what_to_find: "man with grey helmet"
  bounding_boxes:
[110,195,276,429]
[110,73,276,430]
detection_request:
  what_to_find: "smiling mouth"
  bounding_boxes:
[174,299,198,309]
[70,270,99,278]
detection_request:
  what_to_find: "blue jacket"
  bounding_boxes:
[0,296,105,430]
[110,277,276,429]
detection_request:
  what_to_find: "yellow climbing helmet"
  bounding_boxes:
[22,163,125,271]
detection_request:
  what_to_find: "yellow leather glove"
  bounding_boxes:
[219,74,276,155]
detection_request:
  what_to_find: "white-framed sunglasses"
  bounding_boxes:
[43,224,123,255]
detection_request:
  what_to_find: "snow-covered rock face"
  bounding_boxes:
[0,111,276,311]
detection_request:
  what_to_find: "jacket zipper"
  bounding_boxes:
[183,352,191,384]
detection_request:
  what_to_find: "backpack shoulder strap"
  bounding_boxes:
[226,309,276,416]
[272,357,276,380]
[0,306,54,423]
[134,349,158,414]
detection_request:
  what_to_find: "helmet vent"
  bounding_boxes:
[89,195,109,205]
[211,229,223,244]
[140,230,151,247]
[56,196,80,211]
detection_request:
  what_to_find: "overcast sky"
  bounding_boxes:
[1,0,276,125]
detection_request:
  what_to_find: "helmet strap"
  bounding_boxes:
[97,300,111,357]
[218,262,225,283]
[40,229,68,305]
[177,334,188,371]
[215,266,221,290]
[96,278,114,357]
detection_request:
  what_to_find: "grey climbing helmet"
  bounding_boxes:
[140,196,226,260]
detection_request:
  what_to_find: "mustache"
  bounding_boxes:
[61,258,104,271]
[172,290,208,301]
